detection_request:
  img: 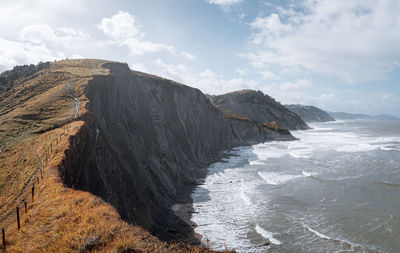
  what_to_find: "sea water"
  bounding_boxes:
[191,120,400,252]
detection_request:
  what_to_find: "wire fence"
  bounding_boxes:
[0,124,73,250]
[1,169,43,250]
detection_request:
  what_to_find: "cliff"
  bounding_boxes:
[65,63,295,241]
[210,89,309,130]
[0,59,294,250]
[285,104,335,123]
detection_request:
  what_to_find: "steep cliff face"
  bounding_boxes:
[61,62,294,241]
[211,89,309,130]
[285,104,335,123]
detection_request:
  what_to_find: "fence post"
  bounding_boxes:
[2,228,5,249]
[32,184,35,202]
[16,207,20,229]
[24,201,27,214]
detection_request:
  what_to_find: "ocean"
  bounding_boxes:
[191,120,400,252]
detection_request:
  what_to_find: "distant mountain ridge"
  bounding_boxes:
[210,89,309,130]
[285,104,335,123]
[328,111,400,120]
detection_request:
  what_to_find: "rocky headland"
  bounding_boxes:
[285,104,335,123]
[210,90,309,130]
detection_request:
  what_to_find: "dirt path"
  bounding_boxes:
[65,81,80,119]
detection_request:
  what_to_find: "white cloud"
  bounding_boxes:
[246,0,400,84]
[238,13,247,20]
[251,14,291,44]
[154,58,191,82]
[319,93,335,101]
[122,38,175,55]
[0,0,93,31]
[236,68,246,76]
[97,11,139,40]
[181,51,196,60]
[153,58,259,95]
[0,22,92,71]
[19,23,90,44]
[130,62,148,72]
[19,23,57,44]
[260,70,279,80]
[0,37,65,70]
[206,0,243,6]
[98,11,175,56]
[279,79,312,91]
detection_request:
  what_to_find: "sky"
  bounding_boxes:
[0,0,400,116]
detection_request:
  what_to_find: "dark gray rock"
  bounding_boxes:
[61,63,295,242]
[211,89,309,130]
[286,104,335,123]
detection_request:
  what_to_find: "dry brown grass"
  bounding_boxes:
[0,59,231,252]
[218,107,257,122]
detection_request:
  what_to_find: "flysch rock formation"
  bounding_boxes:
[210,89,309,130]
[58,61,296,242]
[285,104,335,123]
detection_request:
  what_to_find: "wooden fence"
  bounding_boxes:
[0,125,71,250]
[1,167,44,250]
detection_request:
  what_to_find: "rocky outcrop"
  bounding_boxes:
[285,104,335,123]
[61,62,295,242]
[211,89,309,130]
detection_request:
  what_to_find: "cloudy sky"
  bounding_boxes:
[1,0,400,116]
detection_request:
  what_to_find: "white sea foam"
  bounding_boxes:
[287,141,316,159]
[325,175,363,181]
[288,150,312,159]
[240,190,252,205]
[303,224,331,240]
[258,171,304,185]
[290,128,396,155]
[249,144,287,165]
[302,171,318,177]
[312,127,334,131]
[249,160,268,165]
[302,223,366,250]
[255,225,281,245]
[250,125,400,162]
[380,146,400,151]
[334,143,377,153]
[192,121,400,252]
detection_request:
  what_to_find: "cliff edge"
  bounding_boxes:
[66,62,295,241]
[285,104,335,123]
[210,89,309,130]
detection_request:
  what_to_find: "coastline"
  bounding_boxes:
[170,151,241,246]
[172,185,203,245]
